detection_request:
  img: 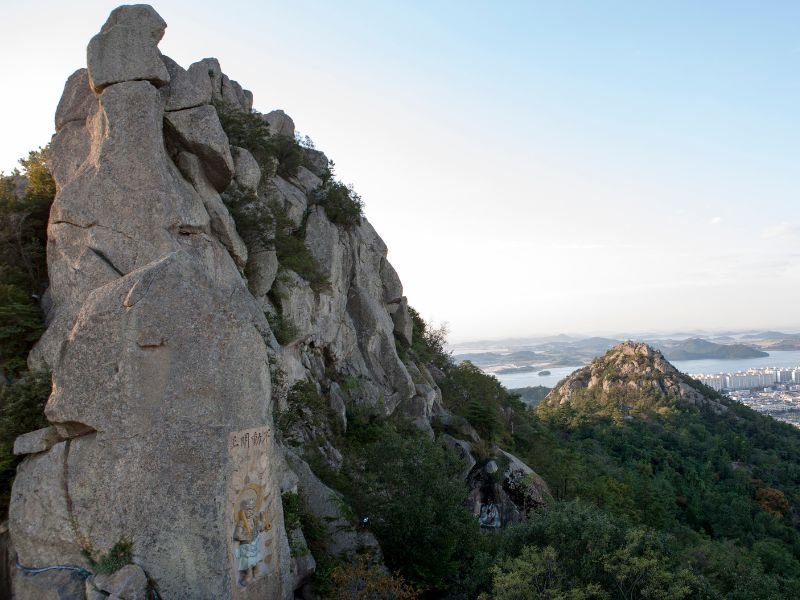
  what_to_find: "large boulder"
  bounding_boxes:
[13,426,61,456]
[46,79,209,313]
[176,151,248,267]
[87,5,170,92]
[93,564,149,599]
[161,55,213,111]
[269,176,307,228]
[391,296,413,346]
[232,147,262,192]
[466,449,551,528]
[263,110,295,138]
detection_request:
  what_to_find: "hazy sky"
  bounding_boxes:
[2,1,798,342]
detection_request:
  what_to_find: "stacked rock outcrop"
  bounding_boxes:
[10,4,444,598]
[12,5,289,599]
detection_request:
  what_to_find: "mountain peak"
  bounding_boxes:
[540,341,726,417]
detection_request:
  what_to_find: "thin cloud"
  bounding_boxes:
[709,216,722,225]
[766,223,800,239]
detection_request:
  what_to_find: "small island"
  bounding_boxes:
[496,366,538,375]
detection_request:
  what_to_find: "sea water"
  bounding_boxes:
[495,350,800,391]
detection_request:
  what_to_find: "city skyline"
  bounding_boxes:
[695,367,800,392]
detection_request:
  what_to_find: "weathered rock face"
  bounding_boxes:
[233,169,432,423]
[264,110,295,138]
[165,104,235,191]
[12,6,292,599]
[11,2,501,596]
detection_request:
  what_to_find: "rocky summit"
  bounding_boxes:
[540,341,727,417]
[7,4,548,599]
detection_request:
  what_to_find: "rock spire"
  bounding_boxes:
[11,5,291,598]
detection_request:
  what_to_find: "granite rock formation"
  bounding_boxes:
[9,4,546,597]
[13,6,288,599]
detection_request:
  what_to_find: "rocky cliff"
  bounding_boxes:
[8,5,546,598]
[8,5,432,598]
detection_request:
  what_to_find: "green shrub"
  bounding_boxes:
[269,202,329,294]
[334,419,480,593]
[282,491,304,531]
[0,370,50,515]
[405,306,450,369]
[0,147,53,377]
[215,103,329,292]
[221,190,329,294]
[219,185,263,242]
[266,310,299,346]
[313,181,364,229]
[277,381,328,435]
[18,147,55,199]
[273,236,328,293]
[269,135,304,179]
[214,103,271,168]
[0,284,45,375]
[440,361,507,442]
[215,104,303,179]
[281,491,327,558]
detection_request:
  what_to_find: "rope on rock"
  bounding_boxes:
[15,561,92,579]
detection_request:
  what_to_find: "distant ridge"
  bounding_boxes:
[661,338,768,361]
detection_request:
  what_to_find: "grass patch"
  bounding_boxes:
[84,537,134,575]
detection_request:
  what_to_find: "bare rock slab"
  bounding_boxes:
[165,105,235,191]
[15,253,293,599]
[391,296,413,346]
[55,69,97,131]
[14,568,86,600]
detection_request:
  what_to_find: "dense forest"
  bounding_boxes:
[276,306,800,598]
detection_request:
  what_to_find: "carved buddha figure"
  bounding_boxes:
[234,496,265,586]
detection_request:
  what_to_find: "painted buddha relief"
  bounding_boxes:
[229,427,275,591]
[233,484,272,587]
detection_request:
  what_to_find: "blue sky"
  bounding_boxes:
[2,1,798,341]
